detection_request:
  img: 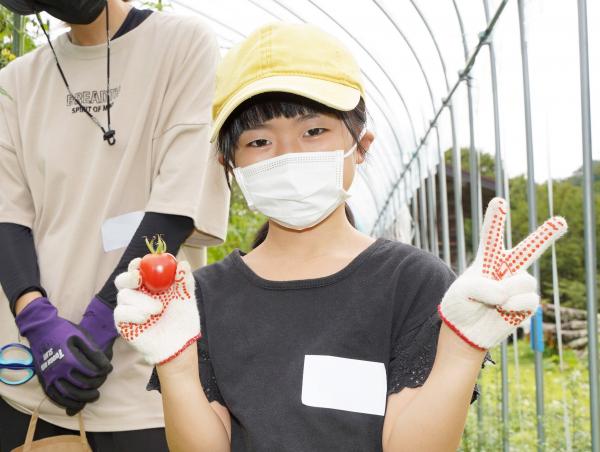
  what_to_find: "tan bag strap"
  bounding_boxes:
[22,408,39,451]
[77,413,88,448]
[22,397,89,451]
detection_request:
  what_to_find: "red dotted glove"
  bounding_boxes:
[438,197,568,350]
[113,258,200,365]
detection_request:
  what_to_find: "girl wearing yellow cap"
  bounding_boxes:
[112,22,566,451]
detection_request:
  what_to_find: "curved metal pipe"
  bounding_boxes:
[450,3,489,446]
[171,0,245,38]
[247,0,284,21]
[410,0,466,271]
[301,0,418,147]
[373,0,447,258]
[301,0,426,238]
[482,1,509,450]
[250,0,407,204]
[409,0,467,268]
[259,0,406,167]
[262,0,418,234]
[361,113,400,216]
[364,109,399,185]
[418,156,430,251]
[363,81,406,163]
[370,1,510,258]
[577,1,600,449]
[451,0,482,254]
[516,1,545,449]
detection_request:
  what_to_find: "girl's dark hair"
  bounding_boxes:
[216,92,367,180]
[216,92,367,249]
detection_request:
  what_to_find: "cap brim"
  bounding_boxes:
[0,0,38,15]
[210,75,361,143]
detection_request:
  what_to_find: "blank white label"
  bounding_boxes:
[101,211,144,252]
[301,355,387,416]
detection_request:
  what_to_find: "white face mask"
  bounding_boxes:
[233,142,358,230]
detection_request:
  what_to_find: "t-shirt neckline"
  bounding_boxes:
[230,237,386,290]
[53,10,159,60]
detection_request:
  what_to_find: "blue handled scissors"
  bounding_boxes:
[0,343,35,385]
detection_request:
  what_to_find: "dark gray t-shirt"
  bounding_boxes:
[150,238,471,451]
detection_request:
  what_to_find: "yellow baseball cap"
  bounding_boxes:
[210,22,365,143]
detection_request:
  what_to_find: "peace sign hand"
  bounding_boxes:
[438,197,568,350]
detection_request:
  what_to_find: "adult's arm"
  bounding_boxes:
[95,212,194,308]
[0,223,46,316]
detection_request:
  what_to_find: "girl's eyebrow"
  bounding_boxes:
[244,113,319,131]
[297,113,319,122]
[244,123,269,131]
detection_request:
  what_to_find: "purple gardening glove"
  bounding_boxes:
[15,297,113,416]
[79,296,119,360]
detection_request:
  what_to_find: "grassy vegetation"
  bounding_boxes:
[460,339,592,451]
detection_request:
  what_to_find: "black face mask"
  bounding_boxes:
[0,0,106,24]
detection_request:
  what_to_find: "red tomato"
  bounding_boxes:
[140,252,177,293]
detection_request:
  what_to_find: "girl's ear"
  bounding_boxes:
[356,130,375,164]
[217,153,225,167]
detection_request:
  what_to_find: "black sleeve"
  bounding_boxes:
[0,223,47,316]
[96,212,194,308]
[387,312,491,404]
[147,277,225,405]
[387,251,488,403]
[112,8,153,40]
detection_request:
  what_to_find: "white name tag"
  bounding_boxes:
[301,355,387,416]
[101,211,144,252]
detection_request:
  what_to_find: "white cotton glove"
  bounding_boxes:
[438,197,568,350]
[114,258,200,365]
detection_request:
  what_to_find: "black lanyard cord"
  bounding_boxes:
[35,1,116,146]
[104,1,115,144]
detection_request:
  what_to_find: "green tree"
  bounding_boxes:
[140,1,171,11]
[445,148,600,311]
[207,181,267,263]
[0,8,38,69]
[509,172,600,310]
[445,147,497,179]
[445,148,497,258]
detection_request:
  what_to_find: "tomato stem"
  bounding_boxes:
[144,234,168,254]
[144,236,156,254]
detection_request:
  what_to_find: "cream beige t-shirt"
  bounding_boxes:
[0,12,229,431]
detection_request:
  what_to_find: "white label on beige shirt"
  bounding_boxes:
[101,211,144,252]
[301,355,387,416]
